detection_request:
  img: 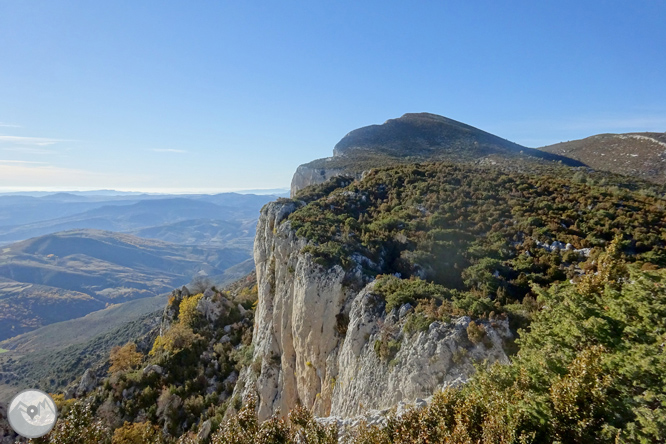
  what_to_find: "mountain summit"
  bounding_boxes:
[291,112,582,195]
[332,112,525,157]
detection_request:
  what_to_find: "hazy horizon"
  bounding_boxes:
[0,186,290,196]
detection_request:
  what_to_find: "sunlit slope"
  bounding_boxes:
[540,132,666,184]
[0,229,249,340]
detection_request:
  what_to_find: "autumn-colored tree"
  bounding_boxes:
[150,323,202,356]
[111,421,162,444]
[109,342,143,374]
[178,293,203,328]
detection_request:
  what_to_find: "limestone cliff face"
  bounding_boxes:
[242,200,512,420]
[290,162,357,197]
[330,289,511,417]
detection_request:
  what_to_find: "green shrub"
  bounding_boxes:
[374,275,451,313]
[403,312,432,334]
[374,338,401,361]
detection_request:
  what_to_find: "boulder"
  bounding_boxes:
[398,303,413,319]
[143,364,164,376]
[76,369,97,397]
[197,420,212,441]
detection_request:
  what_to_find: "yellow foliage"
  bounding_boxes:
[112,421,162,444]
[576,236,627,296]
[149,323,201,356]
[178,293,203,327]
[109,342,143,374]
[49,393,77,415]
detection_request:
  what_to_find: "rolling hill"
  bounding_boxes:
[129,218,257,249]
[0,229,250,340]
[539,132,666,184]
[0,257,255,404]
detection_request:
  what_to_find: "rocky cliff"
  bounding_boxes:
[239,200,512,420]
[290,164,356,199]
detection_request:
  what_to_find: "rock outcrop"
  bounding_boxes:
[290,164,355,198]
[240,200,512,420]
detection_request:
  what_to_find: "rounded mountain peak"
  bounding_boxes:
[332,112,523,158]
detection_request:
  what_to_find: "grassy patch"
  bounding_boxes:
[0,348,8,354]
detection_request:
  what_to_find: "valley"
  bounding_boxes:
[0,229,249,340]
[0,192,281,341]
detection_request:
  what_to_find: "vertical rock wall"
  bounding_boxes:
[243,200,512,420]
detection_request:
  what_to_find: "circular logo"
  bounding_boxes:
[7,389,58,438]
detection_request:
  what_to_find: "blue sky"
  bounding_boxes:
[1,1,665,193]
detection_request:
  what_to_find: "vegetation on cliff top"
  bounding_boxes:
[351,243,666,443]
[288,162,666,329]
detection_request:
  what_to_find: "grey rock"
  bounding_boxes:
[398,303,413,319]
[197,420,212,441]
[143,364,164,376]
[219,334,231,344]
[197,296,227,323]
[76,369,97,397]
[224,371,238,386]
[64,386,76,400]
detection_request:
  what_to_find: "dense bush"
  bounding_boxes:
[288,161,666,324]
[352,244,666,443]
[208,394,337,444]
[33,275,260,443]
[109,343,143,375]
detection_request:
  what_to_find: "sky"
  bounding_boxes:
[1,1,665,193]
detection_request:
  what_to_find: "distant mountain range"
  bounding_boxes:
[0,192,278,244]
[0,189,290,197]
